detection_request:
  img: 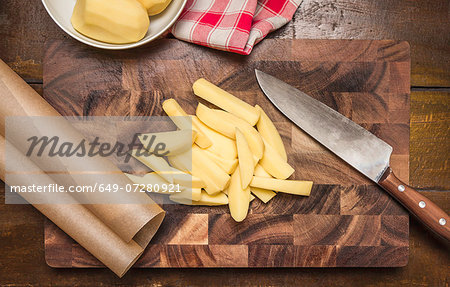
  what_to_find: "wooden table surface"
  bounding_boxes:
[0,0,449,286]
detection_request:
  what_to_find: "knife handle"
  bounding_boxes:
[379,167,450,242]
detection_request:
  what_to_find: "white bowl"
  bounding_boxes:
[42,0,187,50]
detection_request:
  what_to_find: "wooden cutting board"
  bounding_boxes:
[43,39,410,268]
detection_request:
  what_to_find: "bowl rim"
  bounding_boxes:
[41,0,187,50]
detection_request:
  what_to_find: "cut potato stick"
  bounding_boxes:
[224,187,255,202]
[192,145,231,194]
[170,190,229,206]
[252,154,260,167]
[250,164,277,203]
[235,128,254,189]
[193,115,237,159]
[167,150,192,173]
[203,149,238,174]
[171,167,205,188]
[162,98,190,127]
[196,103,264,159]
[255,105,287,160]
[250,176,313,196]
[196,103,234,137]
[172,187,202,201]
[190,188,202,201]
[162,99,212,148]
[193,78,260,126]
[228,168,251,222]
[250,187,276,203]
[259,139,294,179]
[254,164,271,177]
[130,150,174,183]
[138,130,195,156]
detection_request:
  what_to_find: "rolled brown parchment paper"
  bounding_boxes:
[0,135,146,277]
[0,60,166,275]
[0,59,165,247]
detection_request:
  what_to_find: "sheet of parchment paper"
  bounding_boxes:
[0,60,166,276]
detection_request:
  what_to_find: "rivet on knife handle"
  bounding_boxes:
[379,167,450,241]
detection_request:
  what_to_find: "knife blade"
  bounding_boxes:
[255,69,449,242]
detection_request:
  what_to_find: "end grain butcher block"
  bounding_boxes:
[43,39,410,267]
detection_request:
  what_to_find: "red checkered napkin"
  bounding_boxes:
[171,0,301,55]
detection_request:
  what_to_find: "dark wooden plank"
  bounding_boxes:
[410,91,450,189]
[282,0,450,87]
[1,189,449,286]
[0,0,67,80]
[336,246,409,267]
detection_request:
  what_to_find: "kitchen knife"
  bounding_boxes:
[255,69,450,242]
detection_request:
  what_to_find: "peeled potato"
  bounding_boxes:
[138,130,195,156]
[255,105,287,160]
[71,0,150,44]
[162,99,212,148]
[259,139,294,179]
[193,78,260,126]
[235,128,254,189]
[196,103,264,159]
[250,176,313,196]
[193,115,237,159]
[228,168,251,222]
[203,149,238,174]
[137,0,172,16]
[170,190,229,206]
[130,150,173,183]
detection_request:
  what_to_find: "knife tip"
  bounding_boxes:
[254,69,264,80]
